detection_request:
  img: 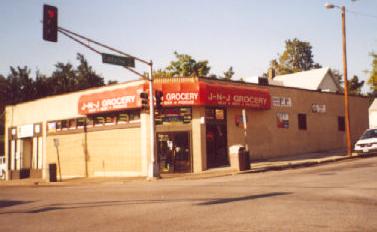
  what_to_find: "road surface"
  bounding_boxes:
[1,157,377,232]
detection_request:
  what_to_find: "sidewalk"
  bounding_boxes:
[1,150,376,186]
[160,149,377,180]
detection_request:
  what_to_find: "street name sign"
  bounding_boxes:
[102,53,135,67]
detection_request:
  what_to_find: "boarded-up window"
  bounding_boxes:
[338,116,345,131]
[298,114,307,130]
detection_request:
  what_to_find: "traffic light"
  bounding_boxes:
[155,90,163,110]
[43,4,58,42]
[140,92,149,110]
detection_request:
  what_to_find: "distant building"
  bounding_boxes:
[266,67,341,93]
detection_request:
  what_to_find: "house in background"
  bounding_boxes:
[266,67,342,93]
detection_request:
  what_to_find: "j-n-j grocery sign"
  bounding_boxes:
[78,80,271,114]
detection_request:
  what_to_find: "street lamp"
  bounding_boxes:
[325,3,352,156]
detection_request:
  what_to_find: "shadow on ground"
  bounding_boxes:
[0,200,33,208]
[197,192,291,206]
[0,192,292,214]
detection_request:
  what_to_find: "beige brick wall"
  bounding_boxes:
[227,86,369,160]
[46,127,142,179]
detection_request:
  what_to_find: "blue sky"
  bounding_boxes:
[1,0,376,92]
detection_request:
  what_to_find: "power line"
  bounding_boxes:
[347,9,377,19]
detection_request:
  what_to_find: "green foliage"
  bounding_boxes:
[349,75,364,95]
[269,38,321,75]
[163,51,211,77]
[223,66,234,80]
[0,53,105,106]
[153,69,173,79]
[368,52,377,94]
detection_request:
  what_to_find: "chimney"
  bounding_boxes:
[268,68,275,81]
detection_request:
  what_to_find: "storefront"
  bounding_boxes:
[7,123,43,179]
[4,77,369,180]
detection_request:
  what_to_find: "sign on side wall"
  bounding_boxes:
[17,124,34,138]
[272,96,292,107]
[312,104,326,113]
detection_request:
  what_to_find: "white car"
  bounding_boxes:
[0,157,6,179]
[354,129,377,153]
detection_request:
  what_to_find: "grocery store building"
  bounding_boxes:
[4,75,369,180]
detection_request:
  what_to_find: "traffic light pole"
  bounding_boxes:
[51,24,160,179]
[148,62,159,179]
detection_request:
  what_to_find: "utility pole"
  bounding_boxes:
[341,6,352,156]
[325,3,352,156]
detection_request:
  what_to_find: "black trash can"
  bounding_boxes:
[49,163,57,182]
[238,147,251,171]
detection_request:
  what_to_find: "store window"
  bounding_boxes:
[298,114,307,130]
[155,107,192,125]
[47,122,57,132]
[129,110,141,122]
[117,113,130,124]
[93,116,105,126]
[277,112,289,128]
[86,117,94,128]
[68,119,76,129]
[47,110,141,134]
[77,118,86,129]
[205,108,226,122]
[61,120,69,130]
[104,114,116,125]
[338,116,345,131]
[56,121,62,131]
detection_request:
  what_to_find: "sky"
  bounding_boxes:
[1,0,376,93]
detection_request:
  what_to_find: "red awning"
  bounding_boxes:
[78,80,271,115]
[78,85,144,115]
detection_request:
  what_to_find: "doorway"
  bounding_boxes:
[206,124,229,168]
[22,138,33,169]
[157,132,191,173]
[205,108,229,169]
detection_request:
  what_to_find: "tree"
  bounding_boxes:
[76,53,104,90]
[268,38,322,75]
[6,66,35,104]
[50,62,77,94]
[49,53,105,94]
[34,71,53,98]
[0,75,7,136]
[368,52,377,95]
[165,51,210,77]
[348,75,364,95]
[223,66,234,80]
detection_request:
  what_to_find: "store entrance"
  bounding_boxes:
[206,124,229,168]
[157,132,191,173]
[205,108,229,169]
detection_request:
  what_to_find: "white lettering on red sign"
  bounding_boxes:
[101,96,135,109]
[164,92,198,105]
[232,95,267,106]
[207,92,268,107]
[165,92,198,101]
[81,95,135,113]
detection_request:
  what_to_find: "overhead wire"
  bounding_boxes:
[57,27,148,79]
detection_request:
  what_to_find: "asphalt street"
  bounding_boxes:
[1,157,377,232]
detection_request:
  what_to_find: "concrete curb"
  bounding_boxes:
[240,152,377,175]
[1,152,377,186]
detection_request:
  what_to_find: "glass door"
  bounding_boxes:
[157,132,191,173]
